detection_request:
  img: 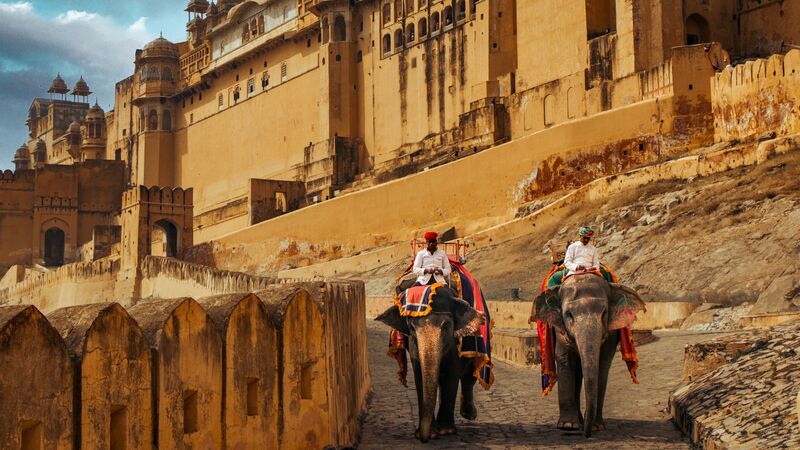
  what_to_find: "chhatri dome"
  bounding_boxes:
[68,120,81,134]
[47,73,69,95]
[71,76,92,97]
[142,35,179,58]
[14,144,28,160]
[86,102,105,120]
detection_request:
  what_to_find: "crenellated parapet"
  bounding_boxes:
[0,280,369,449]
[712,49,800,142]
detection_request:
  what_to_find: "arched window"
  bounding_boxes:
[470,0,476,14]
[43,227,65,266]
[406,23,415,42]
[321,16,330,43]
[406,0,415,13]
[383,33,392,54]
[431,12,440,32]
[148,110,158,131]
[250,18,258,37]
[162,110,172,131]
[444,6,453,26]
[419,18,427,37]
[162,67,173,81]
[333,15,347,42]
[457,1,466,21]
[139,66,147,82]
[258,15,265,34]
[685,13,710,45]
[152,219,179,257]
[394,0,402,20]
[394,28,404,48]
[243,23,250,42]
[382,3,391,25]
[148,65,159,81]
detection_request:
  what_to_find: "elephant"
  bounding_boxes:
[376,287,484,442]
[531,273,646,437]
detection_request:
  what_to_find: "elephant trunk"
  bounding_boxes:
[416,326,443,443]
[575,318,602,437]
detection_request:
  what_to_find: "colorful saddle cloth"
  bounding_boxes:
[395,283,441,317]
[386,259,495,390]
[536,265,639,397]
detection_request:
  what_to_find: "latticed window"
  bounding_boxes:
[261,71,270,89]
[218,93,224,110]
[247,78,256,97]
[280,63,287,82]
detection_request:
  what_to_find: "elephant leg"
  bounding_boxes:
[410,352,437,439]
[459,362,478,421]
[594,333,619,431]
[556,340,583,430]
[436,350,461,435]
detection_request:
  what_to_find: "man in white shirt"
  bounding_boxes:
[413,231,452,285]
[564,226,600,274]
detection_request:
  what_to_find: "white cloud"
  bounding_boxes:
[55,10,100,24]
[0,1,32,14]
[128,16,149,34]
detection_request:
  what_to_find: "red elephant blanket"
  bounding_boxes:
[536,266,639,397]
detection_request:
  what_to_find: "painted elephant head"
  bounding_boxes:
[376,288,483,442]
[531,275,646,436]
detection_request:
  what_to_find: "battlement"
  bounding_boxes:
[712,49,800,142]
[122,185,193,209]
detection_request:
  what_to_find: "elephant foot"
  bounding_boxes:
[415,426,439,442]
[438,425,457,436]
[460,400,478,420]
[557,414,583,431]
[592,419,606,431]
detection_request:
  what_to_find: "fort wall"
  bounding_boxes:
[189,96,681,274]
[712,49,800,142]
[0,281,368,449]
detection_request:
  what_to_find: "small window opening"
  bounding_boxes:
[183,391,198,434]
[356,50,363,63]
[246,378,259,416]
[300,364,313,400]
[281,63,287,82]
[110,405,128,450]
[21,421,43,450]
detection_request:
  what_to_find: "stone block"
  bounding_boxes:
[48,303,153,450]
[198,293,279,450]
[129,297,223,450]
[0,305,73,449]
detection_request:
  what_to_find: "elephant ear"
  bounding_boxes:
[608,283,647,331]
[376,305,410,335]
[451,298,484,338]
[530,287,565,335]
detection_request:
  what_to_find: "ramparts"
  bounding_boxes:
[0,282,369,449]
[712,49,800,142]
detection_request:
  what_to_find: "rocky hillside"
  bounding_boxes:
[360,150,800,317]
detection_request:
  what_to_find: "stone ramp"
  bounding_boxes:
[670,324,800,449]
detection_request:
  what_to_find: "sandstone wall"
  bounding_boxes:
[189,96,683,274]
[0,305,73,449]
[0,281,369,449]
[712,49,800,142]
[0,259,119,312]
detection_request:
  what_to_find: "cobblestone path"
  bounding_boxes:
[360,320,714,449]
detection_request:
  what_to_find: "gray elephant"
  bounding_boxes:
[377,287,484,442]
[531,274,646,437]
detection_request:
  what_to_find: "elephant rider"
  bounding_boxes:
[546,227,613,288]
[564,226,600,275]
[413,231,452,286]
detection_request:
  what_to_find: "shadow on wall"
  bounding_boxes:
[0,281,370,450]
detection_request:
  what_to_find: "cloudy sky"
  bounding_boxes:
[0,1,187,169]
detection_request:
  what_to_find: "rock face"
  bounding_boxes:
[670,323,800,449]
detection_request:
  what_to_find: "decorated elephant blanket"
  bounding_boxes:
[386,260,495,390]
[536,266,639,397]
[450,260,495,390]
